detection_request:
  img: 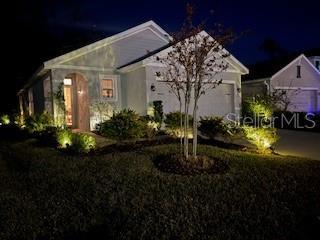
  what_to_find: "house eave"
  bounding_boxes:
[18,64,49,95]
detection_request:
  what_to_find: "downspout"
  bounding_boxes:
[264,80,270,95]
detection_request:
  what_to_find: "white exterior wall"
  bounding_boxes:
[51,68,122,129]
[121,67,147,115]
[145,65,242,118]
[60,28,168,69]
[271,56,320,112]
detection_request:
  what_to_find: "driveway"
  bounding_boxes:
[274,129,320,160]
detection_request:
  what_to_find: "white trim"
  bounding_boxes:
[142,60,243,74]
[99,74,119,102]
[271,54,320,80]
[241,78,270,85]
[44,21,170,68]
[274,86,319,91]
[48,64,114,72]
[138,31,248,75]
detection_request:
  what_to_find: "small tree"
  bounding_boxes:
[156,4,234,160]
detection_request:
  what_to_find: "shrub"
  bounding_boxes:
[242,126,279,152]
[164,112,193,138]
[70,133,96,154]
[153,100,164,127]
[35,126,61,147]
[0,114,10,125]
[139,115,158,138]
[56,129,73,148]
[25,112,54,133]
[198,116,228,138]
[99,109,145,140]
[242,95,274,126]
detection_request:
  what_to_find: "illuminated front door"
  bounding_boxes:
[63,78,73,127]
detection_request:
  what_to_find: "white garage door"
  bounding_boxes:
[198,83,234,118]
[286,89,317,112]
[154,82,235,117]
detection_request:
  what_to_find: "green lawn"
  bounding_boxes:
[0,139,319,240]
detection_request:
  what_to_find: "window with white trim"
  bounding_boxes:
[101,79,114,98]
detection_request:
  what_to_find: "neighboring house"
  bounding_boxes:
[242,54,320,112]
[18,21,248,132]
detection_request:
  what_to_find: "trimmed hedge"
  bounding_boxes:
[99,109,157,140]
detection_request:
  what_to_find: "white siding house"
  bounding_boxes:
[242,54,320,112]
[18,21,248,131]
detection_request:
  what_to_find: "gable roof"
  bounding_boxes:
[43,20,170,68]
[243,48,320,81]
[119,30,249,75]
[19,21,248,93]
[271,54,320,80]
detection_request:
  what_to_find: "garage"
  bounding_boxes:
[197,83,235,118]
[284,89,317,112]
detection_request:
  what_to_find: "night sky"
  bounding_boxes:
[2,0,320,112]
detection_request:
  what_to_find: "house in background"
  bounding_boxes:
[242,53,320,112]
[18,20,248,132]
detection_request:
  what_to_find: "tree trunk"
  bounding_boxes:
[179,101,183,156]
[184,99,189,160]
[192,98,198,158]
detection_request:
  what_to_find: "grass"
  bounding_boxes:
[0,139,319,240]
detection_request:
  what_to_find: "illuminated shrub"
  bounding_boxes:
[0,114,10,125]
[243,126,279,152]
[56,129,73,148]
[164,112,193,138]
[242,95,274,125]
[139,115,158,138]
[70,133,96,154]
[99,109,145,140]
[56,130,96,153]
[25,112,54,132]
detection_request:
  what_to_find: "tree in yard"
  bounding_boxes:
[156,4,235,160]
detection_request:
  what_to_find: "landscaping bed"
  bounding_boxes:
[0,140,319,240]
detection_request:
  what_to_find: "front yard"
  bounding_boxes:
[0,139,319,240]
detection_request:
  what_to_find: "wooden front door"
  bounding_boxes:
[74,74,90,131]
[64,73,90,131]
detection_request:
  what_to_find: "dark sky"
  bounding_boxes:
[2,0,320,112]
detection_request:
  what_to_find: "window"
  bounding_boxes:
[101,79,114,98]
[316,60,320,71]
[296,65,301,78]
[64,78,72,86]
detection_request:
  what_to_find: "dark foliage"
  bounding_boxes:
[198,116,228,138]
[152,100,164,127]
[164,111,193,129]
[99,109,157,140]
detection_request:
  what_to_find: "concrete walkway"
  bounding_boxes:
[274,129,320,160]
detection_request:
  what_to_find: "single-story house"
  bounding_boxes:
[18,20,248,131]
[242,53,320,112]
